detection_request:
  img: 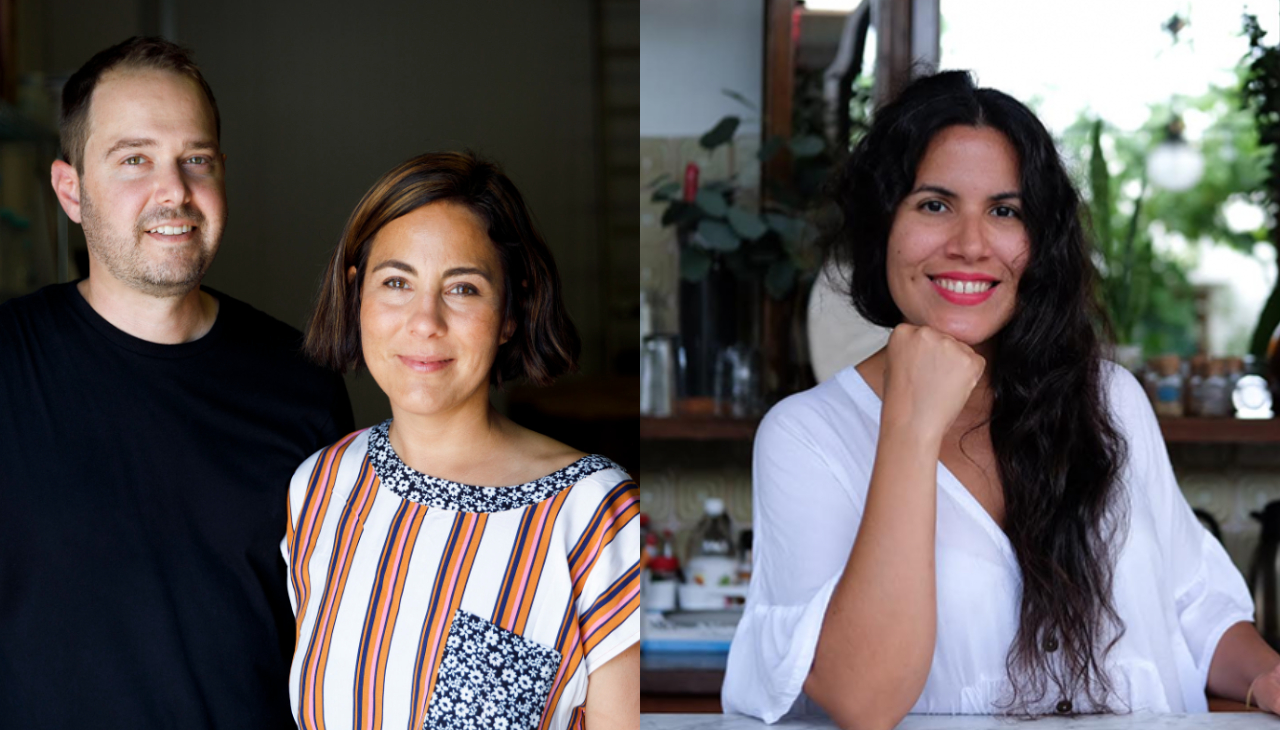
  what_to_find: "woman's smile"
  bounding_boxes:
[928,272,1000,305]
[396,354,454,373]
[358,200,510,418]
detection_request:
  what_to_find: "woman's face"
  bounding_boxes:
[885,125,1030,349]
[356,201,512,418]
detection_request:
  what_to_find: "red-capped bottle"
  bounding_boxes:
[683,162,699,202]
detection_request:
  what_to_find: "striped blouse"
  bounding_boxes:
[284,421,640,730]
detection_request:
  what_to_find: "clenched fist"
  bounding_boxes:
[880,324,986,444]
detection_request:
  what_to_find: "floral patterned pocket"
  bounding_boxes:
[425,610,562,730]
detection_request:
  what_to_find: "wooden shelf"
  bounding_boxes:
[641,415,761,441]
[1158,416,1280,443]
[643,415,1280,443]
[640,666,726,696]
[641,652,727,698]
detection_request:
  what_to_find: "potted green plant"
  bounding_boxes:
[645,104,831,399]
[1086,118,1150,370]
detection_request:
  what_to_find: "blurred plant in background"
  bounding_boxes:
[646,91,835,300]
[1241,12,1280,359]
[1062,75,1271,356]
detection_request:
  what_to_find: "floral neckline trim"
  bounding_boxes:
[366,419,622,513]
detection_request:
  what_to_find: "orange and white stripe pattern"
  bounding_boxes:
[283,428,638,730]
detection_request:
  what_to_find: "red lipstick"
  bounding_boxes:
[929,272,999,306]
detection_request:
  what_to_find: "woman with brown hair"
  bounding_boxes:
[284,152,639,730]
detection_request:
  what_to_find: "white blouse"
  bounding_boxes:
[722,363,1253,721]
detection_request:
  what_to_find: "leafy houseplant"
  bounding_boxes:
[1070,74,1269,359]
[644,99,837,400]
[1087,118,1154,350]
[646,109,831,301]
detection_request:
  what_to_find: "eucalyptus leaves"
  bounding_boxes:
[648,113,830,299]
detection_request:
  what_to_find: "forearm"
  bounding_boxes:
[805,426,941,729]
[1207,621,1280,703]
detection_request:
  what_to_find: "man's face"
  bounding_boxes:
[76,68,225,297]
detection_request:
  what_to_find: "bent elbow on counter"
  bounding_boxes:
[803,670,917,730]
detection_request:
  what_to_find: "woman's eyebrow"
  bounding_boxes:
[370,259,416,275]
[911,184,955,197]
[442,266,493,282]
[910,184,1022,202]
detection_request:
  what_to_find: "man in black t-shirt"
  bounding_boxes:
[0,38,353,728]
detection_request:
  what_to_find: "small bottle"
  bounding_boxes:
[736,529,754,585]
[1152,355,1184,417]
[649,532,682,583]
[644,532,681,613]
[1198,359,1233,418]
[1234,374,1274,419]
[1142,358,1160,405]
[685,498,737,587]
[682,162,700,203]
[1185,355,1207,417]
[1226,356,1246,401]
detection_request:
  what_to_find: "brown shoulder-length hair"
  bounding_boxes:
[305,151,580,387]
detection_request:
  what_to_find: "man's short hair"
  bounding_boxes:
[59,36,220,172]
[306,151,581,388]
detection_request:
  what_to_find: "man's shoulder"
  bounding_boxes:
[0,283,78,347]
[206,287,304,347]
[205,288,330,377]
[0,281,75,316]
[206,288,348,416]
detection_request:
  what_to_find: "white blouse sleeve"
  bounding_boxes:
[1113,366,1254,684]
[723,393,869,723]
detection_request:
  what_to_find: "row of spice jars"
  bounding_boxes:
[1143,355,1248,418]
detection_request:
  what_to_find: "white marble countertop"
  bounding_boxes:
[640,713,1276,729]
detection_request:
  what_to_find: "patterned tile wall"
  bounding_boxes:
[639,441,754,558]
[1174,444,1280,574]
[639,441,1280,577]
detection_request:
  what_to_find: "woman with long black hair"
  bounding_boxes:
[722,71,1280,728]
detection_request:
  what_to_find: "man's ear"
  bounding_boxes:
[50,160,83,223]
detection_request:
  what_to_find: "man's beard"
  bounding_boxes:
[80,187,217,298]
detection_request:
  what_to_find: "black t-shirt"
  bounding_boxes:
[0,282,354,729]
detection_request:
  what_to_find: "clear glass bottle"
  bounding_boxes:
[685,498,737,587]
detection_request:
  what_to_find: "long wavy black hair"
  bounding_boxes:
[823,70,1129,713]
